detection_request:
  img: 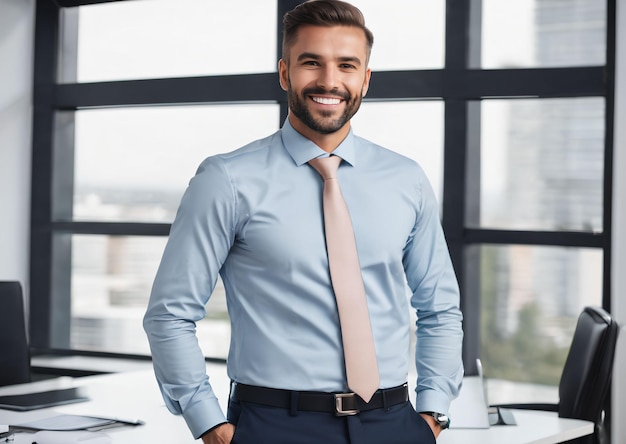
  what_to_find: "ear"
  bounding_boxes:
[361,68,372,97]
[278,59,289,91]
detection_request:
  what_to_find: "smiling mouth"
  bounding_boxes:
[310,96,343,105]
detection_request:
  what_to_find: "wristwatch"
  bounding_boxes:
[421,411,451,430]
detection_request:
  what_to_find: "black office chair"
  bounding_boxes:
[493,306,620,444]
[0,281,31,386]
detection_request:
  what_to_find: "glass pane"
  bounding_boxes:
[479,97,604,231]
[350,0,444,70]
[351,101,444,204]
[70,0,277,82]
[479,245,602,402]
[71,235,229,358]
[481,0,606,68]
[70,104,280,223]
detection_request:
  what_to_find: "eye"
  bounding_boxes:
[340,63,357,70]
[302,60,320,66]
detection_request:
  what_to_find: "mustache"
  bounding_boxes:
[302,87,351,102]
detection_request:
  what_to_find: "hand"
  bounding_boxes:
[419,413,442,439]
[201,423,236,444]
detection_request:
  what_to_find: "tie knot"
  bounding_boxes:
[309,156,342,180]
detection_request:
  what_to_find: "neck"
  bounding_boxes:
[288,114,350,153]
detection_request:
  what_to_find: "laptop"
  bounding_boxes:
[0,387,89,411]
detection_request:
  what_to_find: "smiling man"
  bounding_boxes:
[144,1,463,443]
[280,24,370,146]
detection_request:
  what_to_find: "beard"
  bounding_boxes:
[287,82,364,135]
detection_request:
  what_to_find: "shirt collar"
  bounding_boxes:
[280,119,357,167]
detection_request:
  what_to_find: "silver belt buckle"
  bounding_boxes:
[335,392,359,416]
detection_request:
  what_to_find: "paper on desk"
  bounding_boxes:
[12,414,140,432]
[31,430,112,444]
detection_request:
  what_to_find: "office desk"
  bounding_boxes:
[0,370,195,443]
[439,410,593,444]
[0,369,593,444]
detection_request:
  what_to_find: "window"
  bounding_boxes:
[481,0,606,68]
[479,97,605,232]
[478,245,602,388]
[69,0,277,83]
[71,104,280,223]
[32,0,614,407]
[349,0,445,70]
[67,103,279,358]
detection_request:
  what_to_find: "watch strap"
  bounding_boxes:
[420,411,451,430]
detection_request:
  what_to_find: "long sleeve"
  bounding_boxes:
[402,168,464,415]
[143,156,237,439]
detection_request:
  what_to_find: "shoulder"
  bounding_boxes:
[210,131,280,166]
[182,132,278,196]
[354,134,428,180]
[196,131,281,178]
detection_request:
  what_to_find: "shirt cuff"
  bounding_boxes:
[199,421,228,440]
[183,397,227,440]
[414,389,452,416]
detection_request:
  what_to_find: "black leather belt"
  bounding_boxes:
[232,383,409,416]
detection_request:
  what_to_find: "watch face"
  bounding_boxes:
[437,414,450,429]
[429,412,450,429]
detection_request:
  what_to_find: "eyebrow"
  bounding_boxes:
[296,52,362,66]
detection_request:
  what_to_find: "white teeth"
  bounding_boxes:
[312,96,341,105]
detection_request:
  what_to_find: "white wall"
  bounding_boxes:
[0,0,35,297]
[611,0,626,441]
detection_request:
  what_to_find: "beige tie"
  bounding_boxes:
[309,156,380,402]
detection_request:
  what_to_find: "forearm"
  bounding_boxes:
[414,305,464,413]
[144,313,228,436]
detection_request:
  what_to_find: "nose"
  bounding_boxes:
[317,65,339,91]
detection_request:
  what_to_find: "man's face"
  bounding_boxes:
[279,25,371,137]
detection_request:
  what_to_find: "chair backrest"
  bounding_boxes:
[0,281,30,386]
[558,306,620,423]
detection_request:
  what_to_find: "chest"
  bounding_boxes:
[229,170,418,269]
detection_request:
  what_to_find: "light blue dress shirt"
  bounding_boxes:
[143,119,464,439]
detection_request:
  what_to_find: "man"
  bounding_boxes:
[144,1,463,443]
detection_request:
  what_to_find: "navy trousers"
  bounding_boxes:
[227,399,436,444]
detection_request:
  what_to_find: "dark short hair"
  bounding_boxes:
[282,0,374,62]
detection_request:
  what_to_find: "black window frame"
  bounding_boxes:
[31,0,615,380]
